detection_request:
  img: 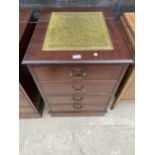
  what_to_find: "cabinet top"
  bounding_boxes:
[23,8,134,65]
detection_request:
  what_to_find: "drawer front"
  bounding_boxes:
[46,95,110,105]
[50,105,106,112]
[33,65,123,81]
[40,80,117,95]
[19,105,35,113]
[19,98,30,106]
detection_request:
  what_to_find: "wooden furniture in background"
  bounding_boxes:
[19,9,44,118]
[23,8,133,116]
[111,13,135,109]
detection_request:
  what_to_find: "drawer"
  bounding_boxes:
[46,95,110,105]
[50,104,106,112]
[19,98,30,106]
[40,80,117,95]
[33,65,123,81]
[19,105,35,113]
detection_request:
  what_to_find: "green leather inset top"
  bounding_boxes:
[42,12,113,51]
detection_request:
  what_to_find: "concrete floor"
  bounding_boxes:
[19,101,135,155]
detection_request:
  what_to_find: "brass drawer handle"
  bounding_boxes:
[72,85,85,91]
[72,96,83,102]
[70,68,86,78]
[73,105,83,110]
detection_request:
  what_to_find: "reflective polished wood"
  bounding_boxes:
[23,8,134,116]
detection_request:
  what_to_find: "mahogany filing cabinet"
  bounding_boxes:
[19,9,44,118]
[23,8,134,116]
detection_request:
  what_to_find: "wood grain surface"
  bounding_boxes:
[33,65,124,81]
[121,68,135,100]
[119,16,135,57]
[22,8,133,64]
[111,13,135,109]
[24,8,133,116]
[123,13,135,36]
[19,9,44,118]
[19,9,33,41]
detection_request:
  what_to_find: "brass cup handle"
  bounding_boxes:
[73,105,83,110]
[70,68,86,78]
[72,85,85,91]
[72,96,83,102]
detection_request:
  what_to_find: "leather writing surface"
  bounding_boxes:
[42,12,113,51]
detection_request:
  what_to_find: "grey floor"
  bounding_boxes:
[19,101,135,155]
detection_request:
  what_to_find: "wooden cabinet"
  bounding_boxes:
[19,9,44,118]
[111,13,135,109]
[23,8,133,116]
